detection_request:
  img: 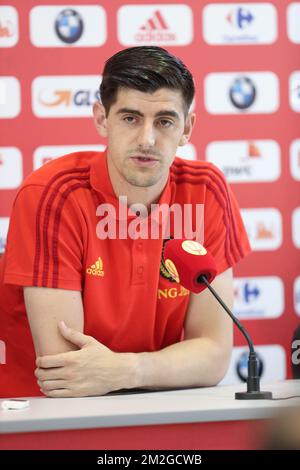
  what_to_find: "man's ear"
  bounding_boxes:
[93,101,108,138]
[178,112,196,146]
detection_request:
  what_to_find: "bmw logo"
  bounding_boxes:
[229,76,256,110]
[55,9,84,44]
[236,351,264,382]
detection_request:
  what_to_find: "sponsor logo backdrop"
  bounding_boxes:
[0,0,299,383]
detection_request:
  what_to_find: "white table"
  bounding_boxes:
[1,380,299,450]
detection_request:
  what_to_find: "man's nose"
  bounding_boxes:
[136,123,156,148]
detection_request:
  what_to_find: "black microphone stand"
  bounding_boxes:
[198,274,272,400]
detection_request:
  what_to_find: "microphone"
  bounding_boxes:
[163,238,272,400]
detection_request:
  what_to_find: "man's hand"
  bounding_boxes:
[35,321,138,397]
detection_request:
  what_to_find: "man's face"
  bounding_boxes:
[98,87,194,188]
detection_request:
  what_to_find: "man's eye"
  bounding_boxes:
[160,120,173,128]
[124,116,136,124]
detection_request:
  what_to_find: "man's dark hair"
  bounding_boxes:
[100,46,195,117]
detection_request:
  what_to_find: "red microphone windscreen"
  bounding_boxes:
[163,239,218,293]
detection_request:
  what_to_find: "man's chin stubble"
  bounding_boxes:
[125,174,161,188]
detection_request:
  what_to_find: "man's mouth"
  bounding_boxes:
[130,155,159,167]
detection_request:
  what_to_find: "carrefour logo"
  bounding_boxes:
[233,276,284,320]
[203,3,277,45]
[226,6,254,30]
[32,75,101,118]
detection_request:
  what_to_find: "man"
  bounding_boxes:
[0,47,251,398]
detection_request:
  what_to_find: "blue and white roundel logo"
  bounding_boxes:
[229,76,256,110]
[236,351,264,382]
[55,9,84,44]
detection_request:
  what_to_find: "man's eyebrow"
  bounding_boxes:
[116,108,180,119]
[155,110,180,119]
[116,108,144,117]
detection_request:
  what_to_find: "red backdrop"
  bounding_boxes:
[0,0,299,383]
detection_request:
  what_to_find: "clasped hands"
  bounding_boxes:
[35,321,138,397]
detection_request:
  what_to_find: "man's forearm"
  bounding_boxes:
[34,327,231,397]
[126,338,232,391]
